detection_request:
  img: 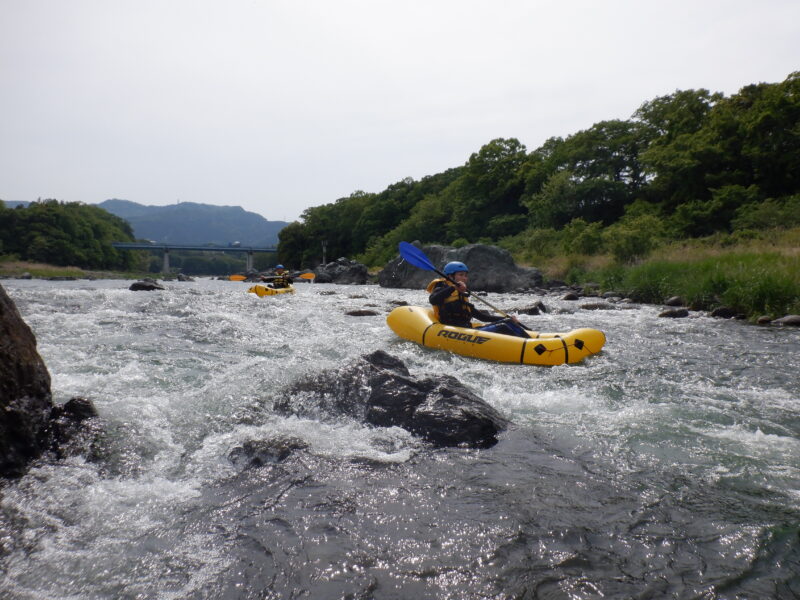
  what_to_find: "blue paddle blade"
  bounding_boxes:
[398,241,436,271]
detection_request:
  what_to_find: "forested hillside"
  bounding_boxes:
[278,72,799,268]
[0,200,137,270]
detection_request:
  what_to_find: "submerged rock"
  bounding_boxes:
[659,308,690,318]
[275,350,509,448]
[345,309,380,316]
[580,302,615,311]
[49,397,101,459]
[229,437,309,468]
[129,278,165,291]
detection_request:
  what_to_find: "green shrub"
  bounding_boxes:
[603,215,664,263]
[561,218,604,255]
[732,194,800,230]
[522,228,561,259]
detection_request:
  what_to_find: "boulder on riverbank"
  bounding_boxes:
[378,242,543,292]
[773,314,800,327]
[275,350,509,448]
[314,258,368,284]
[0,284,99,478]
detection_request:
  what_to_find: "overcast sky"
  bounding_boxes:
[1,1,798,222]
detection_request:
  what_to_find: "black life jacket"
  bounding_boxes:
[426,278,473,326]
[270,271,291,288]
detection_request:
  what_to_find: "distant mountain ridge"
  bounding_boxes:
[97,199,288,246]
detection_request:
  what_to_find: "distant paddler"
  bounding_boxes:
[261,264,293,289]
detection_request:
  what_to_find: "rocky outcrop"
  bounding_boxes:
[129,278,165,291]
[0,284,99,478]
[0,284,54,477]
[275,350,509,448]
[314,258,368,284]
[378,242,542,292]
[49,397,100,459]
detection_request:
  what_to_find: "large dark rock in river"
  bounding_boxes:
[0,284,54,477]
[0,284,99,478]
[378,242,542,292]
[275,350,509,448]
[129,278,165,291]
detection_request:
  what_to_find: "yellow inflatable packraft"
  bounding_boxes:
[387,305,605,366]
[247,284,296,297]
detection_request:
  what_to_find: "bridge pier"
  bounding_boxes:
[246,251,254,272]
[163,249,170,274]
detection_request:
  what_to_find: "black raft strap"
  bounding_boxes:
[421,323,436,345]
[556,335,569,364]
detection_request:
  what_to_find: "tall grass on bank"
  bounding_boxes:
[595,252,800,318]
[0,257,151,280]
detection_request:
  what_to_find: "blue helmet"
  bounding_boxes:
[275,264,285,269]
[443,261,468,275]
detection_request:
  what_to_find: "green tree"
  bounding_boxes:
[634,88,722,208]
[0,200,135,269]
[603,214,665,263]
[559,119,649,188]
[447,138,528,241]
[701,72,800,198]
[561,218,604,255]
[277,221,311,267]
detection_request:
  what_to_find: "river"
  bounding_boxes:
[1,278,798,599]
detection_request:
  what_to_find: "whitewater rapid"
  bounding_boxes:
[1,278,798,599]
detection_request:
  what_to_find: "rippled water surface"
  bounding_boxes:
[1,278,799,599]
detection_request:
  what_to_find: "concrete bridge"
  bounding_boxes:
[112,242,278,273]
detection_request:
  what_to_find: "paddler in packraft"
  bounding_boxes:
[262,264,293,289]
[427,261,528,337]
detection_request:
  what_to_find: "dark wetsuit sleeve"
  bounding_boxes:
[429,281,454,305]
[470,305,504,323]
